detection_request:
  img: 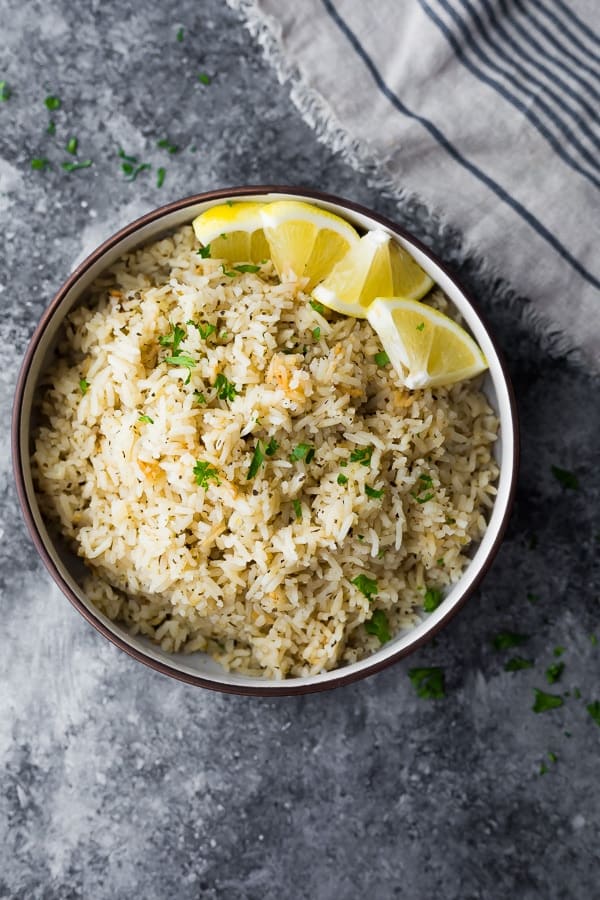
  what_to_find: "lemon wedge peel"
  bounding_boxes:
[367,297,488,390]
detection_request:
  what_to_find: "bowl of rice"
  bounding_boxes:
[12,187,518,695]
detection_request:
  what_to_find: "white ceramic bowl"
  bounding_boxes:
[12,187,518,695]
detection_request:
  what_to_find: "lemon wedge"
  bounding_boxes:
[312,230,434,318]
[366,297,488,389]
[192,201,270,262]
[259,200,359,288]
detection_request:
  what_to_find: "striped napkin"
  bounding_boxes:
[229,0,600,368]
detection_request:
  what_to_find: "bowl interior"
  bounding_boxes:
[15,188,517,693]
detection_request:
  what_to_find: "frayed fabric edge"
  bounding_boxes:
[226,0,577,366]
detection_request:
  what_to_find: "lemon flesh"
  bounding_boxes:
[367,297,488,389]
[260,200,359,288]
[192,201,270,262]
[389,241,434,300]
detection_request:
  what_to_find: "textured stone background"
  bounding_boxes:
[1,2,599,898]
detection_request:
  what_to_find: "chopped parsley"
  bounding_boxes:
[545,662,564,684]
[365,609,391,644]
[292,498,302,520]
[309,298,325,315]
[312,327,321,340]
[365,485,384,499]
[414,492,434,504]
[156,167,166,188]
[197,244,211,259]
[159,323,186,354]
[47,120,56,135]
[547,751,558,764]
[221,266,239,278]
[138,414,154,424]
[214,373,238,402]
[197,72,212,85]
[176,26,184,41]
[423,587,443,613]
[187,320,216,340]
[0,81,10,102]
[412,473,435,503]
[553,646,565,657]
[532,689,564,713]
[247,441,265,480]
[157,138,179,154]
[418,473,433,487]
[351,574,379,600]
[193,391,206,405]
[66,137,78,155]
[164,354,196,384]
[31,158,50,170]
[337,473,348,485]
[374,351,390,366]
[416,322,425,332]
[265,437,279,456]
[118,148,138,164]
[591,634,598,646]
[491,631,529,651]
[61,160,93,172]
[350,446,373,467]
[551,465,579,490]
[290,443,315,463]
[504,656,534,671]
[193,460,220,489]
[436,558,445,567]
[234,264,261,273]
[408,666,445,699]
[122,161,151,181]
[587,701,600,726]
[79,377,89,395]
[44,95,61,110]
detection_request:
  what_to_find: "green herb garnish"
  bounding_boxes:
[198,72,212,85]
[408,666,445,699]
[193,459,220,489]
[214,373,238,402]
[337,473,348,485]
[587,701,600,726]
[418,473,433,487]
[504,656,534,671]
[164,354,196,384]
[351,574,379,600]
[66,137,78,155]
[31,158,50,170]
[79,377,89,395]
[553,646,565,657]
[292,498,302,520]
[187,320,216,340]
[591,634,598,646]
[492,631,529,651]
[551,465,579,490]
[423,587,443,613]
[61,160,93,172]
[365,485,384,499]
[193,391,206,405]
[247,441,265,480]
[176,26,184,41]
[157,138,179,154]
[197,244,211,259]
[350,446,372,467]
[122,161,151,181]
[156,167,166,188]
[290,443,315,463]
[47,120,56,135]
[413,492,434,504]
[310,298,325,315]
[118,148,138,163]
[0,81,10,102]
[221,265,238,278]
[416,322,425,332]
[45,95,61,110]
[365,609,391,644]
[159,323,186,354]
[265,437,279,456]
[374,351,390,366]
[312,327,321,340]
[532,689,564,713]
[138,414,154,424]
[545,662,564,684]
[233,264,261,274]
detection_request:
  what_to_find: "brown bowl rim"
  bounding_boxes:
[12,185,520,696]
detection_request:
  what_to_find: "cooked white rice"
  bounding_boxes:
[32,225,499,678]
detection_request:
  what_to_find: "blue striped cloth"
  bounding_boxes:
[231,0,600,366]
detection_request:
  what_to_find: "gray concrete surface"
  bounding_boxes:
[1,1,598,898]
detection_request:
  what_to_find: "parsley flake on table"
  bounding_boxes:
[214,373,238,402]
[198,72,212,85]
[350,446,372,467]
[61,160,93,172]
[290,443,315,463]
[122,161,151,181]
[545,662,564,684]
[365,609,391,644]
[504,656,534,671]
[157,138,179,154]
[193,460,220,489]
[197,244,211,259]
[587,701,600,726]
[0,81,10,101]
[265,437,279,456]
[553,646,565,657]
[423,587,443,612]
[176,26,184,42]
[66,137,78,155]
[31,158,50,171]
[156,167,166,188]
[374,351,390,366]
[44,95,61,110]
[408,666,445,699]
[247,441,265,480]
[351,574,379,600]
[138,414,154,424]
[79,377,89,395]
[492,631,529,651]
[47,120,56,135]
[591,634,598,647]
[551,465,579,490]
[532,689,564,713]
[292,498,302,520]
[164,354,196,384]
